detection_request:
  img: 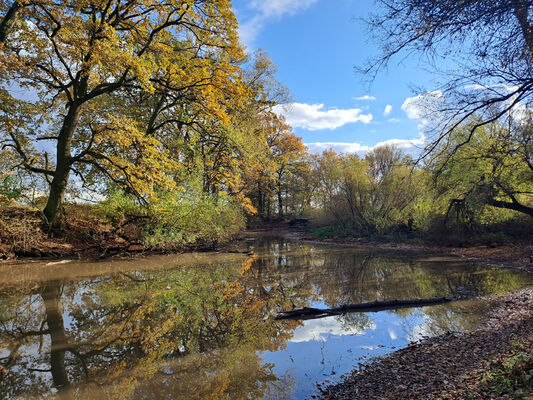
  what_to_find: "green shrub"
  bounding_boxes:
[143,191,245,249]
[97,189,144,225]
[482,341,533,397]
[480,231,509,245]
[0,174,22,203]
[96,188,246,249]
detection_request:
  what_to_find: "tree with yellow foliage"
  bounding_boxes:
[0,0,245,230]
[243,113,309,220]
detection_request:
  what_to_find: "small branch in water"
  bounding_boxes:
[275,297,458,321]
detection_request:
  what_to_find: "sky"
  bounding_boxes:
[232,0,437,156]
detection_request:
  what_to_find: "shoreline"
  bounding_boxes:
[319,288,533,400]
[2,226,533,273]
[282,230,533,273]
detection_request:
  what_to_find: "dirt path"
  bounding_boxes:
[319,288,533,400]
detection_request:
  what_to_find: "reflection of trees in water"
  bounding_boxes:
[256,244,528,334]
[338,312,372,333]
[0,255,307,399]
[0,244,530,399]
[314,250,527,303]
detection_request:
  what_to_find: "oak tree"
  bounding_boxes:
[0,0,244,229]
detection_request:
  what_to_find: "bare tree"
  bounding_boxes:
[365,0,533,160]
[365,144,403,180]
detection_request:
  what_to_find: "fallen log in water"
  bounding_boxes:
[275,296,458,321]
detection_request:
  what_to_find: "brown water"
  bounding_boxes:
[0,239,531,399]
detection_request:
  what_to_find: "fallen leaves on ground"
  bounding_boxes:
[320,288,533,400]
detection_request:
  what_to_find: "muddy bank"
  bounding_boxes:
[319,288,533,400]
[0,206,242,263]
[2,215,532,272]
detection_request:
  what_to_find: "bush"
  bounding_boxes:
[311,225,361,240]
[97,189,246,250]
[144,191,245,249]
[97,189,144,225]
[0,174,22,203]
[482,341,533,397]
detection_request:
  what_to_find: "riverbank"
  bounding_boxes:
[0,206,237,262]
[283,229,533,272]
[2,214,533,273]
[319,288,533,400]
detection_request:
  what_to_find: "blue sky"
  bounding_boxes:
[232,0,436,155]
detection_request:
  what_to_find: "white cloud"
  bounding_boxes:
[388,328,398,340]
[354,95,376,101]
[238,15,265,45]
[250,0,318,18]
[464,83,519,92]
[383,104,393,116]
[305,133,426,156]
[290,317,374,343]
[306,142,369,154]
[463,84,531,123]
[360,345,378,350]
[238,0,318,45]
[401,91,442,120]
[401,91,444,130]
[274,103,373,131]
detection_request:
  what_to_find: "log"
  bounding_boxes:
[275,296,458,321]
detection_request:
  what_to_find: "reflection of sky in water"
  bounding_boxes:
[260,309,431,399]
[2,241,533,400]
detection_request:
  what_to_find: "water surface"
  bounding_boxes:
[1,239,531,399]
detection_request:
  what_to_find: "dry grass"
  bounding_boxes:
[0,206,46,258]
[0,204,134,259]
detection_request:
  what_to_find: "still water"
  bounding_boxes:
[1,239,531,399]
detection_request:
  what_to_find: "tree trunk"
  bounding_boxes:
[277,188,283,218]
[257,186,264,219]
[285,187,288,216]
[513,0,533,55]
[42,284,70,390]
[275,296,457,321]
[0,1,22,45]
[43,103,80,230]
[487,198,533,217]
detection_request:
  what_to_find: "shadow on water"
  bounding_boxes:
[0,239,531,399]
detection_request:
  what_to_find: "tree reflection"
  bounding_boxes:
[42,284,70,390]
[0,244,530,399]
[0,254,307,399]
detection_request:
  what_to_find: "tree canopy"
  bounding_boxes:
[0,0,246,228]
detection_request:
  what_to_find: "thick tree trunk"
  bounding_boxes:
[43,103,80,230]
[0,1,22,45]
[42,284,70,390]
[513,0,533,55]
